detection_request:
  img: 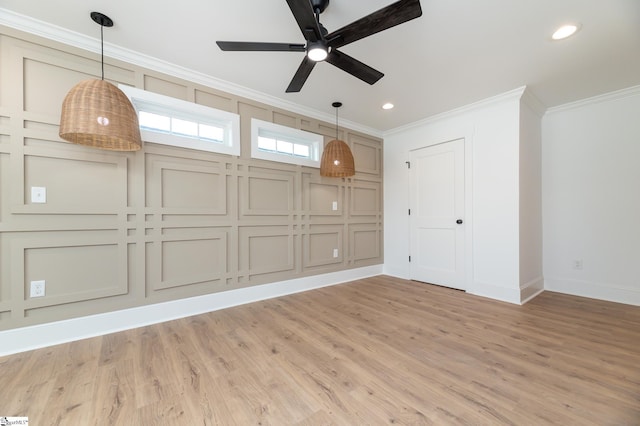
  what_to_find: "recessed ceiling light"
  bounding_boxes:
[382,103,394,110]
[552,24,579,40]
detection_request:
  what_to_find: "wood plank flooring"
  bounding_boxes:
[1,275,639,425]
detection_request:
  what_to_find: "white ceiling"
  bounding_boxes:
[1,0,639,132]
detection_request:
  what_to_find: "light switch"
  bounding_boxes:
[31,187,47,203]
[333,248,339,258]
[332,201,338,211]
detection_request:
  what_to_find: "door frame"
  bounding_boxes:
[408,133,474,293]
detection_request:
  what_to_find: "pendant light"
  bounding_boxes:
[320,102,355,177]
[59,12,142,151]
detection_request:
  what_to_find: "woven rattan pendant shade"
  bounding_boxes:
[320,139,355,177]
[59,12,141,151]
[320,102,355,177]
[59,79,142,151]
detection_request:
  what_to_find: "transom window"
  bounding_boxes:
[138,111,225,143]
[251,119,323,168]
[257,135,311,158]
[119,85,240,155]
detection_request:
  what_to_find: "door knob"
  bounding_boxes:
[456,219,463,224]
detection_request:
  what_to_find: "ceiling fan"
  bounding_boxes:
[216,0,422,93]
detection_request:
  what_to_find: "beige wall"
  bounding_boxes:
[0,27,383,331]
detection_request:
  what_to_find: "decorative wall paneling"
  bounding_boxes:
[0,28,383,331]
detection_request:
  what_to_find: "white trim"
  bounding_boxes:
[0,265,383,357]
[382,265,410,280]
[545,85,640,115]
[521,288,544,305]
[251,118,323,168]
[520,276,544,304]
[0,8,382,138]
[468,281,522,305]
[545,277,640,307]
[404,128,475,294]
[521,89,547,118]
[119,85,240,156]
[384,86,527,137]
[407,138,467,291]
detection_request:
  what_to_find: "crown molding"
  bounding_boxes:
[521,88,547,118]
[0,8,383,138]
[545,85,640,115]
[0,8,97,52]
[384,86,527,137]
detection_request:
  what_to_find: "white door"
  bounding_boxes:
[409,139,465,290]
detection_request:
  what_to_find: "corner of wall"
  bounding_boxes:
[468,281,522,305]
[542,85,640,307]
[520,277,544,304]
[520,87,547,118]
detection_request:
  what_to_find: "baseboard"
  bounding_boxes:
[381,265,410,280]
[545,277,640,307]
[520,277,544,304]
[468,281,521,305]
[0,265,383,357]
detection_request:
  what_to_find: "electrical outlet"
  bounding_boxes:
[333,248,339,258]
[31,187,47,203]
[573,259,583,270]
[332,201,338,211]
[30,280,46,298]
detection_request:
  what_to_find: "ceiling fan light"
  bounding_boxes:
[307,43,328,61]
[552,24,579,40]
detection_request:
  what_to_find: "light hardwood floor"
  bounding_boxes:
[1,275,639,425]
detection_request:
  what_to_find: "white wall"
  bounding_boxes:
[542,86,640,305]
[384,87,529,304]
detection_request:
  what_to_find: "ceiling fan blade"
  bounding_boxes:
[217,41,306,52]
[286,0,322,41]
[327,0,422,49]
[286,56,317,92]
[326,50,384,85]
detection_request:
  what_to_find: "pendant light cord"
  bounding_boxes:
[91,12,112,80]
[100,23,104,80]
[331,101,342,140]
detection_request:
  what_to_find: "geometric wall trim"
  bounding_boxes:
[304,226,343,268]
[147,156,228,215]
[239,226,295,276]
[152,232,227,291]
[351,134,381,175]
[0,26,383,332]
[13,234,128,311]
[241,172,294,217]
[351,180,381,217]
[350,225,381,263]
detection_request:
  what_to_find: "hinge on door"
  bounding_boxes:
[406,161,411,169]
[409,255,411,262]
